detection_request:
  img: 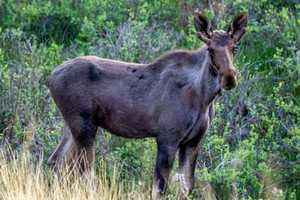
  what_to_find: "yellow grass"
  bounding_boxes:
[0,151,149,200]
[3,150,280,200]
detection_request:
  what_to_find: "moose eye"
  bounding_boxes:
[233,47,238,55]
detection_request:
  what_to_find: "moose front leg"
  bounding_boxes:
[152,140,178,200]
[178,141,200,199]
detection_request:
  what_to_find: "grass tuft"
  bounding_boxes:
[0,151,149,200]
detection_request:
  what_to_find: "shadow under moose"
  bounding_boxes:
[47,12,248,200]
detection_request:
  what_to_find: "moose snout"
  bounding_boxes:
[221,73,238,90]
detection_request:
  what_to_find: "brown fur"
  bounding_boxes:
[47,12,247,200]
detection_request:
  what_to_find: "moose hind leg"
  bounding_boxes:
[48,121,76,171]
[178,141,200,199]
[68,111,98,175]
[152,140,177,200]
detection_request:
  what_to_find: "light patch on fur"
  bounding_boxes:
[182,51,222,101]
[176,172,190,194]
[184,53,208,90]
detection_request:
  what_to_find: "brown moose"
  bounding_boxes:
[47,12,248,200]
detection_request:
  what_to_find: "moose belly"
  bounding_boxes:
[97,104,157,138]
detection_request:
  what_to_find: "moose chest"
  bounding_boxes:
[180,104,213,145]
[154,85,214,144]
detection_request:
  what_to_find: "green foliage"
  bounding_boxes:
[0,0,299,199]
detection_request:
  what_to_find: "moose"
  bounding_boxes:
[47,12,248,199]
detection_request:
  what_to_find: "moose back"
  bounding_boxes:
[47,12,248,200]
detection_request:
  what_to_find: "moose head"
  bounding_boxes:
[194,12,248,90]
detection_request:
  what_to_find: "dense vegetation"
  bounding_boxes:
[0,0,299,199]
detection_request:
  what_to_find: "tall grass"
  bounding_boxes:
[0,151,149,200]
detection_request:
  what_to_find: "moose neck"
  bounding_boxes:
[192,46,221,106]
[147,46,222,107]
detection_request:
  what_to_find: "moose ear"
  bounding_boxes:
[194,12,212,44]
[228,12,248,44]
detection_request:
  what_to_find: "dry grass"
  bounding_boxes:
[0,151,149,200]
[0,150,286,200]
